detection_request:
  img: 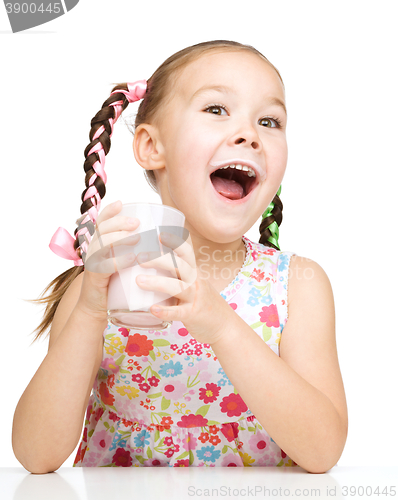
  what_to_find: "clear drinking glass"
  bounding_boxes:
[106,203,186,330]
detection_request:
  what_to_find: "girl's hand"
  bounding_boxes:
[77,201,141,320]
[135,231,233,345]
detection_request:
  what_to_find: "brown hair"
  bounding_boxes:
[27,40,284,344]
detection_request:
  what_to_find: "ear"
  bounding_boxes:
[133,124,165,171]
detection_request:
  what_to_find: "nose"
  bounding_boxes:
[231,122,261,150]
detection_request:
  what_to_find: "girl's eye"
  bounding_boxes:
[259,117,282,128]
[204,104,228,115]
[204,104,283,128]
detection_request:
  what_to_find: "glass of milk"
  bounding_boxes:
[106,203,186,330]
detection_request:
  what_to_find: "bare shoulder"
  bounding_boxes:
[279,255,348,433]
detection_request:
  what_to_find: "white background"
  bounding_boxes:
[1,0,397,468]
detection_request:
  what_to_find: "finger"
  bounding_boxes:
[94,200,123,227]
[136,274,191,299]
[159,231,197,270]
[136,249,197,286]
[85,247,137,274]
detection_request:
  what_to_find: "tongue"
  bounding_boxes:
[211,176,244,200]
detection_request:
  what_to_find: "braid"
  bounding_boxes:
[48,82,146,265]
[259,186,283,251]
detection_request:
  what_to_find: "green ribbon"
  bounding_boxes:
[261,185,282,250]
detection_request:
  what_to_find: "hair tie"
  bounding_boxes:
[49,80,147,267]
[261,185,282,250]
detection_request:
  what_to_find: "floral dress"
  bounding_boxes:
[73,235,298,467]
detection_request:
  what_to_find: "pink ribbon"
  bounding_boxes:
[49,80,147,267]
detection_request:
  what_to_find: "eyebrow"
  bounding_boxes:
[190,84,287,116]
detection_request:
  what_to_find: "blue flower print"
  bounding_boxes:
[249,287,261,298]
[197,445,221,463]
[218,378,227,386]
[278,254,288,272]
[261,294,273,306]
[109,433,127,451]
[247,296,260,307]
[158,360,183,378]
[134,429,151,448]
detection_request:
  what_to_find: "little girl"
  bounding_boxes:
[12,40,348,473]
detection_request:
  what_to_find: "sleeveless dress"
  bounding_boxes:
[73,235,298,467]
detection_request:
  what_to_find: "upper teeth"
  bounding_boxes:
[219,164,256,177]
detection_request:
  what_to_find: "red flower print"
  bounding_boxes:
[83,427,88,443]
[220,393,248,417]
[221,422,239,442]
[229,303,237,311]
[138,382,151,393]
[177,413,208,428]
[263,248,276,255]
[74,442,84,464]
[164,436,173,447]
[151,459,161,466]
[198,432,209,443]
[108,374,115,388]
[252,250,259,261]
[251,268,265,282]
[94,406,105,423]
[161,416,174,428]
[259,304,280,328]
[132,373,145,383]
[125,333,153,357]
[122,418,134,427]
[112,448,132,467]
[148,376,160,387]
[109,411,119,422]
[199,383,220,404]
[118,327,130,337]
[227,462,238,467]
[99,382,115,406]
[208,434,221,446]
[189,339,197,345]
[165,448,175,458]
[208,425,220,435]
[174,459,189,467]
[281,449,286,458]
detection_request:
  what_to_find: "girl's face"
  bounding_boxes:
[153,50,288,244]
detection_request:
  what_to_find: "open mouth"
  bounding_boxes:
[210,166,258,201]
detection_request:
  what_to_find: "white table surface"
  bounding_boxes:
[1,466,397,500]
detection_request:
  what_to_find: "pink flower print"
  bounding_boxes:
[160,380,186,401]
[92,430,112,451]
[248,432,270,454]
[220,393,248,418]
[101,357,120,374]
[198,383,220,404]
[177,413,208,428]
[182,434,198,451]
[259,304,280,327]
[199,371,212,382]
[85,451,102,467]
[185,359,209,376]
[177,327,189,337]
[229,303,237,311]
[222,453,241,466]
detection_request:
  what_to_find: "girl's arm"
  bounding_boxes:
[211,256,348,474]
[12,271,106,474]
